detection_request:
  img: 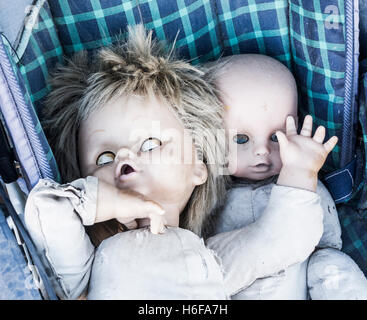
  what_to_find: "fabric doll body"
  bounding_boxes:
[25,177,227,299]
[210,178,367,300]
[208,53,367,300]
[25,176,324,299]
[209,178,340,299]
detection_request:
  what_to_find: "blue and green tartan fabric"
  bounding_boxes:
[10,0,367,274]
[340,68,367,275]
[339,203,367,277]
[17,0,348,174]
[337,69,367,273]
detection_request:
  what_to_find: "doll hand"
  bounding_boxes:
[114,189,167,234]
[276,115,338,191]
[276,115,338,174]
[95,180,166,234]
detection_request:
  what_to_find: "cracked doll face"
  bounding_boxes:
[78,93,207,227]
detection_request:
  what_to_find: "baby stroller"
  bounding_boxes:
[0,0,366,299]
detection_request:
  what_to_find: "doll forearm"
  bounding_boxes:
[277,165,318,192]
[206,185,323,296]
[95,179,166,232]
[24,178,96,299]
[95,179,120,223]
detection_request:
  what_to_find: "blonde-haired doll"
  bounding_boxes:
[25,26,329,299]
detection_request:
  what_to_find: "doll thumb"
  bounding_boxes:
[149,215,167,234]
[276,131,288,147]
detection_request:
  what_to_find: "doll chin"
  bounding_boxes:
[235,170,275,181]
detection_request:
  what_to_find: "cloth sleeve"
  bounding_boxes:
[206,185,323,297]
[315,180,342,249]
[24,176,98,299]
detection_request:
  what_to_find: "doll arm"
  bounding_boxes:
[24,177,97,299]
[276,115,338,193]
[95,179,166,234]
[307,248,367,299]
[206,184,323,297]
[315,180,342,249]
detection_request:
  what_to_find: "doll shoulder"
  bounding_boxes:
[315,180,342,249]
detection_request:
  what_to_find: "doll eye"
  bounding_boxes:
[140,138,162,152]
[233,134,249,144]
[270,133,278,142]
[96,151,115,166]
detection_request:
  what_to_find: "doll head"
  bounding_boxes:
[43,24,227,240]
[210,54,298,181]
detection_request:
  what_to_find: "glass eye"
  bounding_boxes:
[270,133,278,142]
[140,137,162,152]
[96,151,115,166]
[233,134,249,144]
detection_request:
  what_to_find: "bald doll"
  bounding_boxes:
[207,54,367,300]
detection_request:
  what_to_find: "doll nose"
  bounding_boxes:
[253,141,270,156]
[115,147,135,162]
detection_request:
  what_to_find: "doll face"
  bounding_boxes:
[218,63,298,181]
[78,94,207,227]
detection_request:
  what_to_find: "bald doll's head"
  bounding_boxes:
[213,54,298,180]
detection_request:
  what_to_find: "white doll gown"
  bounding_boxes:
[208,177,367,299]
[24,176,336,299]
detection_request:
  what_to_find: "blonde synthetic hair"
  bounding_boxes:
[43,24,228,243]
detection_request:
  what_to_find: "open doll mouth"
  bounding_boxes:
[116,161,140,182]
[121,164,135,175]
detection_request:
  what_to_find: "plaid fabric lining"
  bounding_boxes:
[18,1,64,114]
[338,71,367,275]
[290,0,346,172]
[338,204,367,277]
[358,74,367,211]
[216,0,291,66]
[16,0,348,174]
[336,66,367,274]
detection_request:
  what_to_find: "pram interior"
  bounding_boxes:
[0,0,366,299]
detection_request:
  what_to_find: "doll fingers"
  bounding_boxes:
[300,115,313,137]
[285,116,298,136]
[313,126,326,144]
[275,130,288,148]
[323,136,338,153]
[143,200,165,217]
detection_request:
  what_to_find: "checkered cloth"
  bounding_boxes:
[339,67,367,276]
[16,0,349,172]
[6,0,367,274]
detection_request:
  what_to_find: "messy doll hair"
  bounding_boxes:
[43,24,227,244]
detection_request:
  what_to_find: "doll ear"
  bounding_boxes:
[192,161,208,186]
